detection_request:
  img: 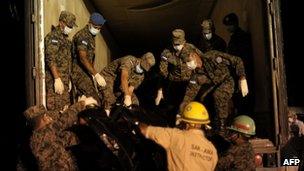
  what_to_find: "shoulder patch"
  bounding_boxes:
[51,39,58,43]
[216,57,222,63]
[81,40,88,46]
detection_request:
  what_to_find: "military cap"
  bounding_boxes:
[59,11,77,28]
[140,52,155,71]
[90,12,106,26]
[172,29,186,45]
[23,104,47,120]
[201,19,214,33]
[223,12,239,26]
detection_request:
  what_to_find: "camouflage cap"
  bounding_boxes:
[140,52,155,71]
[201,19,214,33]
[59,11,77,28]
[23,104,47,120]
[172,29,186,45]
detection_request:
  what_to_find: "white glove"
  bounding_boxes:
[94,73,106,87]
[239,78,249,97]
[155,89,164,106]
[80,96,98,106]
[54,78,64,95]
[124,95,132,107]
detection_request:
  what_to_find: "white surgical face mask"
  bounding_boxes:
[89,25,100,35]
[186,60,197,70]
[173,44,184,51]
[135,64,144,74]
[205,33,212,40]
[63,26,73,35]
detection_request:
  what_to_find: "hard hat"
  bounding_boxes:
[227,115,256,136]
[223,12,239,26]
[181,101,210,124]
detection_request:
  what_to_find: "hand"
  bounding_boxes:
[155,89,164,106]
[94,73,106,87]
[239,78,249,97]
[124,95,132,107]
[54,78,64,95]
[128,86,135,94]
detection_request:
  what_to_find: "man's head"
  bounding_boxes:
[223,13,239,33]
[201,19,214,40]
[227,115,256,144]
[180,102,210,129]
[88,12,106,35]
[59,11,77,35]
[24,105,53,129]
[186,52,202,70]
[172,29,186,51]
[139,52,155,72]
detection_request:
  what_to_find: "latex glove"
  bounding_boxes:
[81,96,98,107]
[54,78,64,95]
[77,95,87,102]
[94,73,106,87]
[124,95,132,107]
[68,80,72,92]
[239,78,249,97]
[155,89,164,106]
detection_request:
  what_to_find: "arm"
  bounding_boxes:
[78,50,98,75]
[45,36,60,78]
[179,76,201,112]
[121,69,131,96]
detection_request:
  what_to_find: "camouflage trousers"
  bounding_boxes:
[45,73,71,111]
[71,64,101,105]
[100,78,139,110]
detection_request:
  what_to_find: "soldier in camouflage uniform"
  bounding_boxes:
[45,11,77,111]
[99,52,155,116]
[72,13,107,105]
[155,29,203,126]
[199,19,226,53]
[23,96,98,171]
[179,50,248,132]
[216,115,256,171]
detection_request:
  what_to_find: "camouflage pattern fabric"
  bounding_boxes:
[180,50,245,119]
[159,43,202,82]
[71,25,100,104]
[198,33,226,53]
[100,55,145,110]
[45,26,72,111]
[216,142,255,171]
[30,102,85,171]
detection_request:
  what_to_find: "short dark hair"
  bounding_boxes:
[223,13,239,26]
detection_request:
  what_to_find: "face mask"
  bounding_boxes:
[89,25,100,35]
[205,33,212,40]
[173,44,184,51]
[63,26,72,35]
[135,64,144,74]
[288,118,294,123]
[186,60,197,70]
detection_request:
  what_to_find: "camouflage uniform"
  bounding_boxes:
[25,102,85,171]
[216,142,255,171]
[100,55,145,110]
[72,25,101,104]
[159,29,203,125]
[180,50,246,128]
[45,11,76,111]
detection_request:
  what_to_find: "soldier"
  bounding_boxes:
[199,19,226,53]
[23,96,98,170]
[99,52,155,116]
[223,12,254,115]
[72,12,107,104]
[155,29,202,125]
[44,11,77,111]
[216,115,256,171]
[179,50,248,133]
[139,102,218,171]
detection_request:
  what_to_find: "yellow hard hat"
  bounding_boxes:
[181,101,210,124]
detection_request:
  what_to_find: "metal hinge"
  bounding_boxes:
[32,66,36,78]
[31,13,36,23]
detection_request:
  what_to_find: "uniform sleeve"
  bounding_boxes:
[129,75,145,89]
[75,36,89,52]
[212,50,246,78]
[145,126,176,149]
[180,63,193,80]
[45,35,60,68]
[182,74,202,103]
[56,101,85,130]
[119,57,134,73]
